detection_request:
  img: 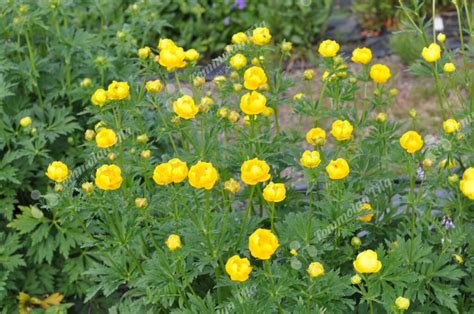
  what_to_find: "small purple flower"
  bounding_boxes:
[224,17,230,25]
[235,0,246,9]
[416,166,424,181]
[441,216,455,229]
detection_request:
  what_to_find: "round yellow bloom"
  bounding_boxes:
[252,27,271,45]
[318,39,340,57]
[159,46,187,71]
[353,249,382,273]
[351,47,372,64]
[145,79,163,93]
[330,119,353,141]
[248,228,279,260]
[20,116,32,127]
[184,48,199,62]
[91,88,108,106]
[153,158,188,185]
[326,158,350,180]
[231,32,249,45]
[460,167,474,200]
[188,161,219,190]
[307,262,325,278]
[370,64,391,83]
[240,91,267,115]
[395,297,410,310]
[230,53,247,70]
[137,46,151,59]
[400,130,423,153]
[300,150,321,169]
[357,203,374,222]
[95,164,123,190]
[443,119,460,133]
[173,95,199,120]
[241,158,271,185]
[437,33,446,43]
[422,43,441,62]
[351,274,362,285]
[444,62,456,73]
[305,128,326,146]
[46,161,69,183]
[263,182,286,202]
[158,38,177,51]
[95,128,117,148]
[224,178,241,193]
[165,234,182,251]
[106,81,130,101]
[225,255,252,282]
[243,66,268,90]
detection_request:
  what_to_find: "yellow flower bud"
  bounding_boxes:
[84,129,95,141]
[376,112,388,123]
[262,106,274,117]
[165,234,182,251]
[293,93,305,100]
[448,174,459,184]
[137,46,151,59]
[107,152,117,161]
[145,79,163,93]
[20,116,32,127]
[290,249,298,256]
[54,183,63,192]
[184,48,199,62]
[224,178,241,193]
[233,83,243,92]
[81,182,94,194]
[443,118,460,133]
[357,203,374,222]
[351,274,362,284]
[218,107,230,118]
[444,62,456,73]
[351,236,361,247]
[437,33,446,43]
[193,76,206,87]
[135,197,148,209]
[422,158,434,169]
[80,77,92,88]
[137,134,149,143]
[228,110,240,123]
[389,88,399,97]
[304,69,315,80]
[307,262,325,278]
[213,75,227,85]
[140,150,151,159]
[453,254,464,264]
[281,41,292,53]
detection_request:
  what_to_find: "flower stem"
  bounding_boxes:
[236,185,256,248]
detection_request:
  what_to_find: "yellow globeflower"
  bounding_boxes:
[243,66,268,90]
[91,88,108,106]
[443,119,460,133]
[241,158,271,185]
[145,79,163,93]
[137,46,151,59]
[231,32,249,45]
[252,27,272,45]
[248,228,279,260]
[318,39,340,57]
[45,161,69,183]
[330,119,353,141]
[353,249,382,273]
[357,203,374,222]
[305,127,326,146]
[224,178,241,194]
[20,116,32,127]
[158,38,177,50]
[106,81,130,100]
[460,167,474,200]
[95,164,123,190]
[443,62,456,73]
[263,182,286,202]
[240,91,267,115]
[173,95,199,120]
[230,53,247,70]
[300,150,321,169]
[400,130,423,153]
[159,46,187,71]
[153,158,188,185]
[422,43,441,62]
[307,262,325,278]
[188,161,219,190]
[165,234,182,251]
[95,128,117,148]
[225,255,253,282]
[351,47,372,64]
[395,297,410,310]
[437,33,446,43]
[370,64,391,83]
[184,49,199,62]
[326,158,350,180]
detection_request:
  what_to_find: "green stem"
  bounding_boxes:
[236,185,256,248]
